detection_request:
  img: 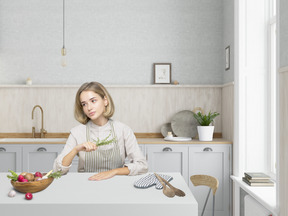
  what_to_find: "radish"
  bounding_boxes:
[25,193,33,200]
[17,175,24,182]
[34,172,42,178]
[22,179,28,182]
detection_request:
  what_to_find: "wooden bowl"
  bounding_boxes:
[11,176,54,193]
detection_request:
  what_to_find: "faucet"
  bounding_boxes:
[32,105,47,138]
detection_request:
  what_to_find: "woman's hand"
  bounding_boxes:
[75,141,97,153]
[88,170,117,181]
[88,167,130,181]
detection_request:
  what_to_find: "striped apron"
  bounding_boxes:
[84,121,123,172]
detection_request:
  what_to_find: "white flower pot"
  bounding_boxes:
[197,126,214,141]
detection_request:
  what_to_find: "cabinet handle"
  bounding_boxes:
[0,147,6,152]
[163,147,172,152]
[37,147,47,152]
[203,147,213,152]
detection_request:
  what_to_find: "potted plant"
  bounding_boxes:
[192,111,220,141]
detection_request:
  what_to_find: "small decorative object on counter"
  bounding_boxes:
[171,110,198,138]
[192,111,220,141]
[160,123,173,137]
[26,78,32,85]
[173,80,179,85]
[167,131,173,138]
[8,190,16,197]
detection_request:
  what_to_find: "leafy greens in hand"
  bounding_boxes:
[92,132,115,147]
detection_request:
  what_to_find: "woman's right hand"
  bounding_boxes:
[74,142,97,153]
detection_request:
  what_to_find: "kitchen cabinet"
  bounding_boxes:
[0,144,79,173]
[0,145,22,172]
[146,144,189,183]
[189,144,231,216]
[22,145,64,172]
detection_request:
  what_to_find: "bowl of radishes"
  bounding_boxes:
[7,170,61,193]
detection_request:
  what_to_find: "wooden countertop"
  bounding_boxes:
[0,133,232,144]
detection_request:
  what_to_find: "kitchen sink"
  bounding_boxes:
[0,138,67,143]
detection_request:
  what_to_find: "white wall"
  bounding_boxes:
[0,0,225,85]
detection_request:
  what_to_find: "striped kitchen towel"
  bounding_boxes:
[134,173,173,189]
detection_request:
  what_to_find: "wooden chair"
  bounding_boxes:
[190,175,219,216]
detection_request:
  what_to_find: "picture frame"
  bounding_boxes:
[154,63,171,84]
[225,46,230,70]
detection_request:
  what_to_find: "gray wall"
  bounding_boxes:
[0,0,225,85]
[280,0,288,67]
[223,0,234,83]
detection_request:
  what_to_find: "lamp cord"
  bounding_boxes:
[63,0,65,48]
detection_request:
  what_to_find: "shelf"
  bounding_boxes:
[231,175,278,215]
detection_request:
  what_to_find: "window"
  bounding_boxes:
[235,0,277,178]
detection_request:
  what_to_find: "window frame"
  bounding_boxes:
[267,0,277,180]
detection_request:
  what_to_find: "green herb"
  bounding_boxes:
[7,169,18,181]
[192,111,220,126]
[92,133,116,147]
[48,171,62,179]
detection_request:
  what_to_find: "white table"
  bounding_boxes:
[0,172,198,216]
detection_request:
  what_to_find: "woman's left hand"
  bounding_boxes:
[88,170,117,181]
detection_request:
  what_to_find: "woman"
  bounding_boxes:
[53,82,148,180]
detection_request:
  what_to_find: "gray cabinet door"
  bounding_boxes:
[146,144,189,183]
[189,145,231,216]
[23,145,64,172]
[0,145,22,172]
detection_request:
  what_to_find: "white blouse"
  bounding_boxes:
[53,119,148,176]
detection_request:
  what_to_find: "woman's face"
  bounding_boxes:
[80,90,108,125]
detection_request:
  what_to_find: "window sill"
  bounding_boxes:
[231,176,278,215]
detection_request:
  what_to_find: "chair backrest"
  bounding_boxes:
[190,175,219,216]
[190,174,219,195]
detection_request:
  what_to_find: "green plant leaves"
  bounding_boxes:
[7,169,18,181]
[192,111,220,126]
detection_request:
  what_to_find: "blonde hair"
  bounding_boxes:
[74,82,115,124]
